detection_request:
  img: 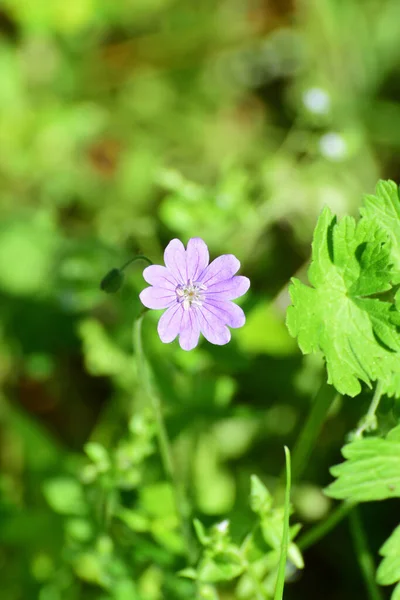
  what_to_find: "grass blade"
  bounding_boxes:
[274,446,291,600]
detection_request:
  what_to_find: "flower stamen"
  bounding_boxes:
[176,280,207,310]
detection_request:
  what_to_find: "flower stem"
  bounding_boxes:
[100,255,153,293]
[291,381,338,483]
[274,447,291,600]
[120,254,153,272]
[133,314,193,560]
[298,501,355,551]
[353,381,384,439]
[349,507,384,600]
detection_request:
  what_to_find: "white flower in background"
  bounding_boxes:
[302,87,331,115]
[319,132,348,161]
[215,519,230,533]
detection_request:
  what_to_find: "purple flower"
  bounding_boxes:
[139,238,250,351]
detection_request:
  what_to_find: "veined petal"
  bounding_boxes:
[164,239,187,284]
[179,309,200,351]
[157,303,184,343]
[139,287,176,309]
[197,306,231,345]
[205,299,246,328]
[206,276,250,300]
[186,237,209,282]
[199,255,240,288]
[143,265,178,290]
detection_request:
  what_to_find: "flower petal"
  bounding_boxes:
[197,306,231,345]
[157,303,184,343]
[179,309,200,351]
[206,276,250,300]
[205,299,246,328]
[164,239,187,284]
[139,287,176,309]
[143,265,178,290]
[186,238,209,282]
[199,255,240,288]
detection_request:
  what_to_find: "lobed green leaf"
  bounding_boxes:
[361,180,400,282]
[287,189,400,397]
[325,424,400,501]
[377,524,400,600]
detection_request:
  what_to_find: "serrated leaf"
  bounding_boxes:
[377,524,400,600]
[361,180,400,282]
[325,424,400,501]
[287,203,400,397]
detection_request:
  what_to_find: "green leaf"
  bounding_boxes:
[325,424,400,501]
[193,519,210,546]
[79,319,131,377]
[287,203,400,397]
[178,567,198,580]
[360,180,400,282]
[84,442,111,471]
[139,482,176,518]
[377,524,400,600]
[0,216,57,296]
[43,477,87,515]
[197,548,244,583]
[65,518,94,542]
[116,508,150,533]
[250,475,272,515]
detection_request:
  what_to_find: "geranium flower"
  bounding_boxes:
[139,238,250,350]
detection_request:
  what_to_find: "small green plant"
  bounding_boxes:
[39,180,400,600]
[288,180,400,600]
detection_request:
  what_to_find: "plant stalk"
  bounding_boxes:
[133,314,193,561]
[353,381,384,439]
[349,507,384,600]
[291,381,338,483]
[298,501,355,551]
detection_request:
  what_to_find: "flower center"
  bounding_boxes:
[176,280,207,311]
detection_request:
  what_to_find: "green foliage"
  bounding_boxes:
[274,447,291,600]
[182,474,303,599]
[39,408,187,598]
[377,525,400,600]
[287,183,400,397]
[3,0,400,597]
[361,180,400,280]
[325,424,400,502]
[43,477,88,516]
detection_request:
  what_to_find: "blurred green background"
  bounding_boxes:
[1,0,400,598]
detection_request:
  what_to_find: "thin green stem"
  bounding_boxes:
[274,447,291,600]
[120,255,153,271]
[353,381,384,439]
[134,315,173,478]
[298,501,355,551]
[133,315,193,560]
[100,256,153,293]
[296,381,384,553]
[349,507,383,600]
[291,381,338,483]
